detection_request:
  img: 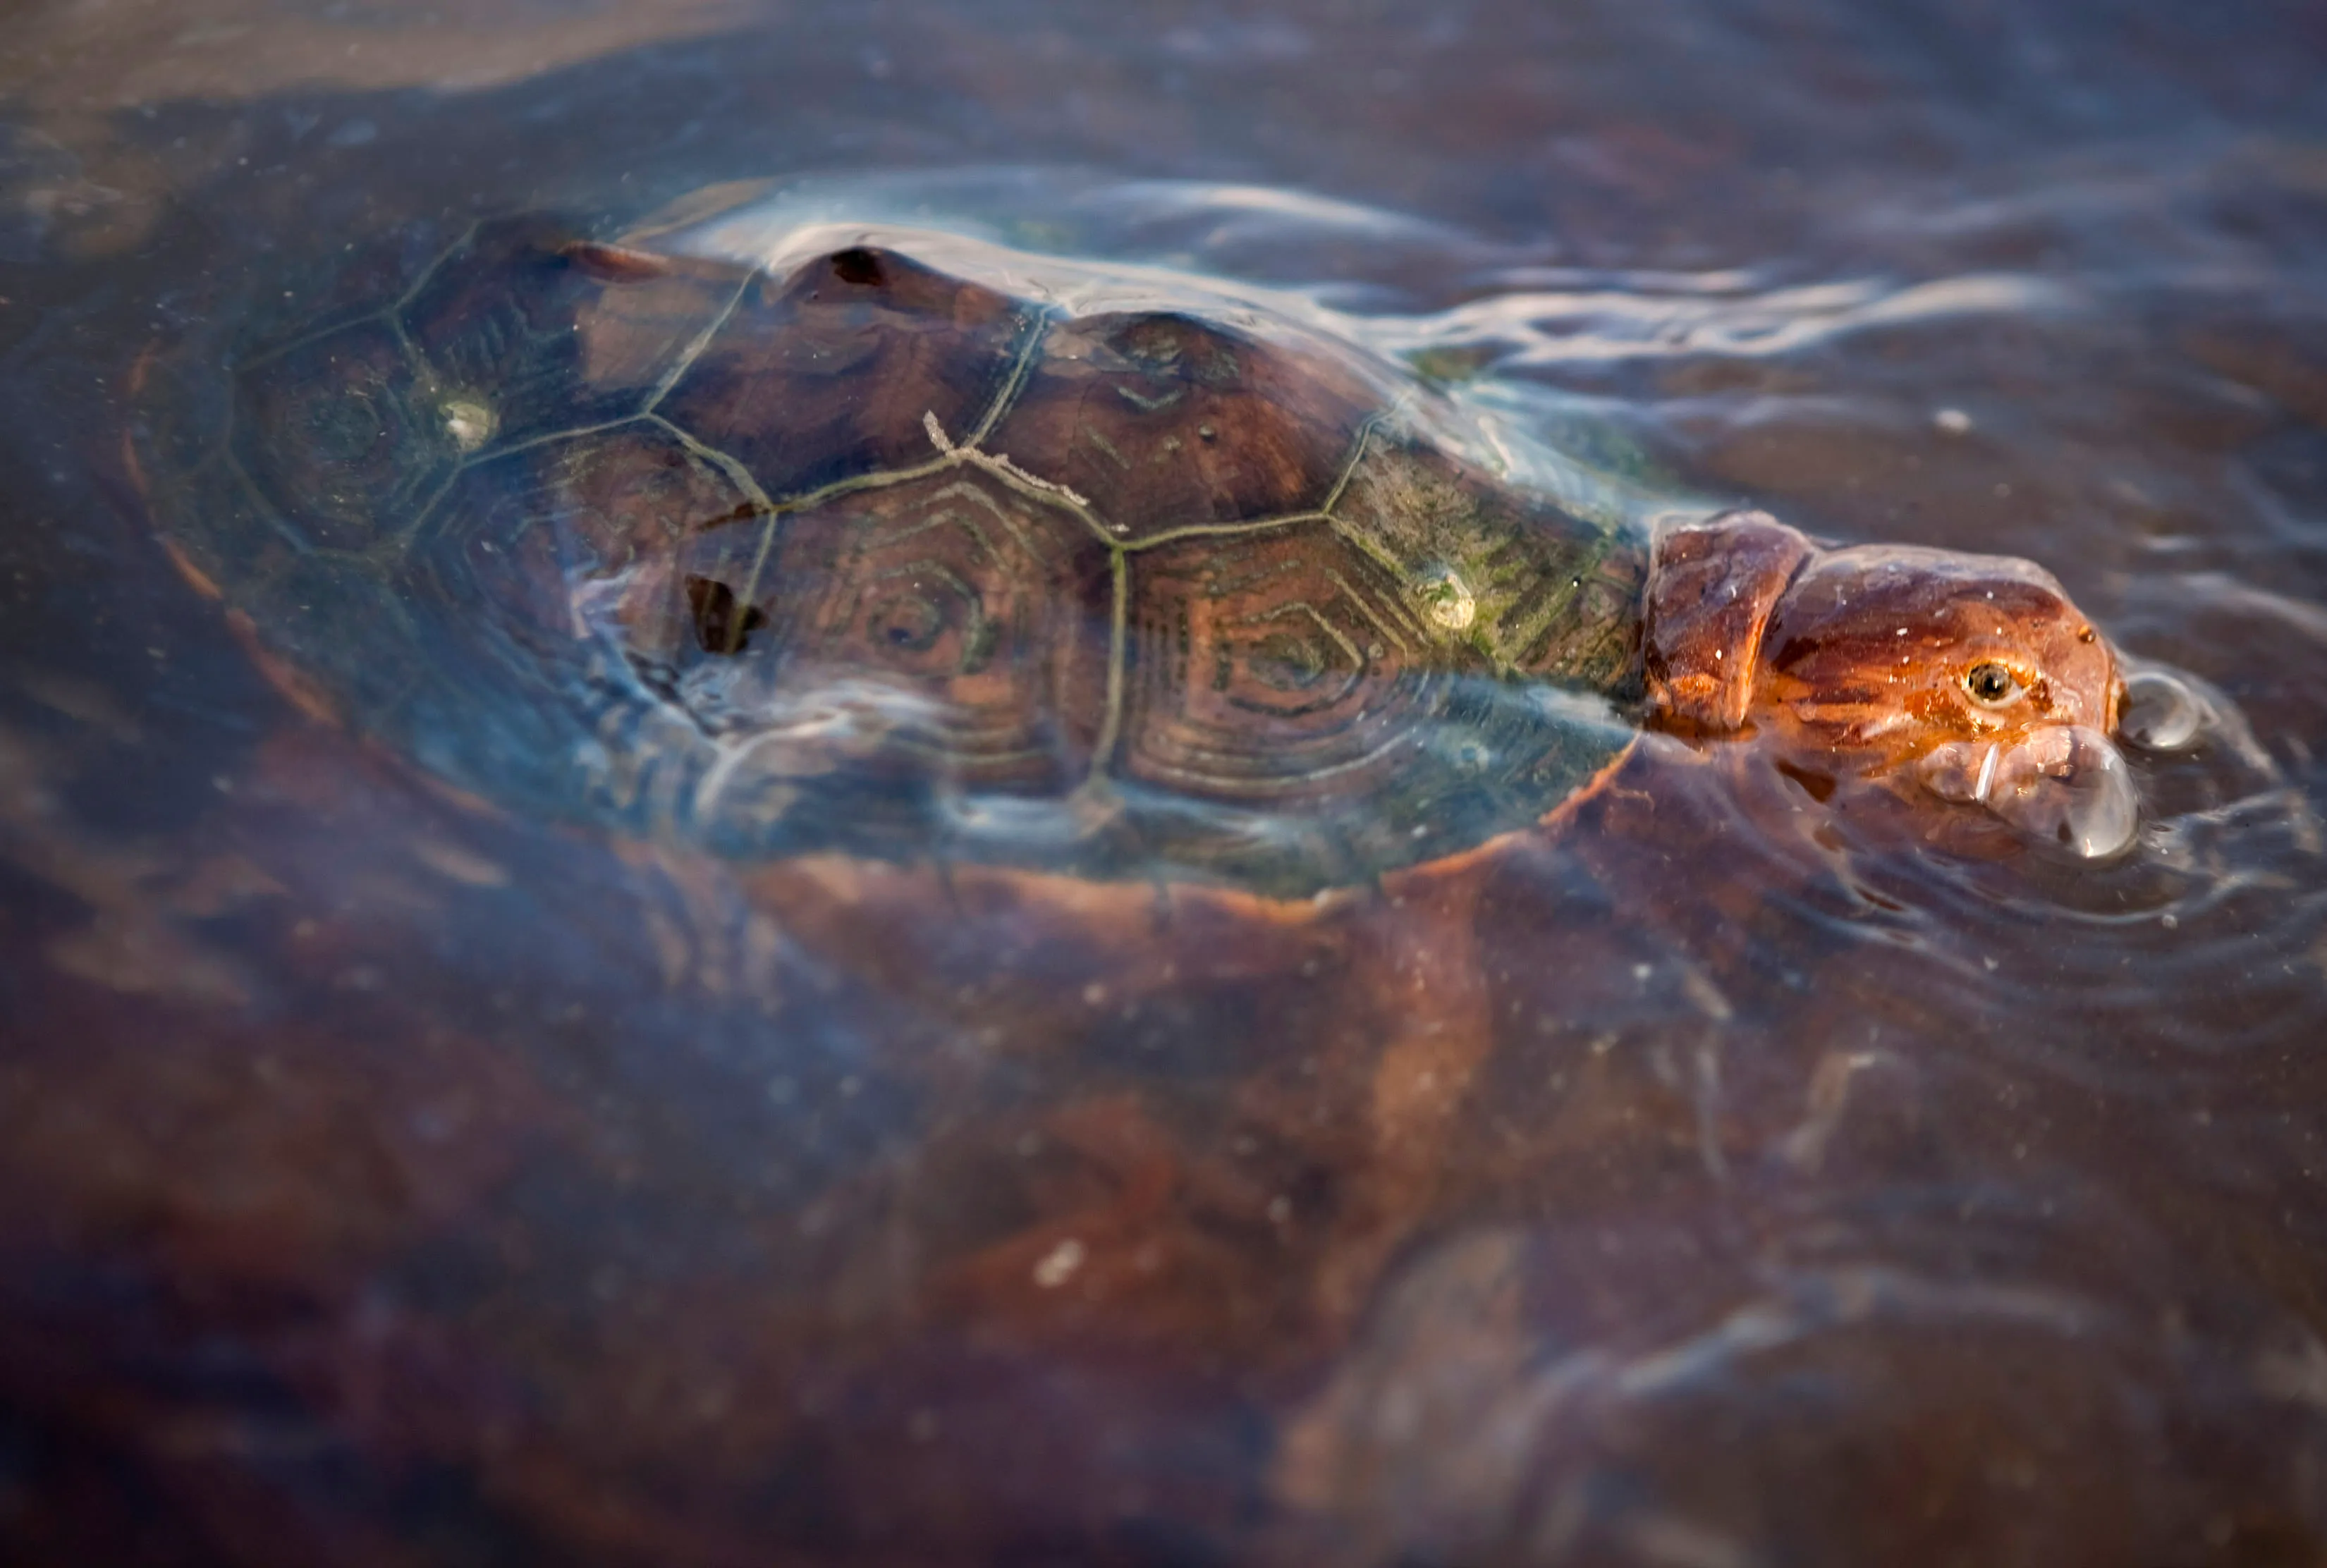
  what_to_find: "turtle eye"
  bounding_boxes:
[1963,661,2023,706]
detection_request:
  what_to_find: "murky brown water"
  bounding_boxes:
[6,3,2327,1564]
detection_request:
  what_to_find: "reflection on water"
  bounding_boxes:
[4,2,2327,1564]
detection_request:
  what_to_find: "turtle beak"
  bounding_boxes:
[1916,725,2138,859]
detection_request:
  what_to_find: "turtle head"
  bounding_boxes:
[1645,510,2137,858]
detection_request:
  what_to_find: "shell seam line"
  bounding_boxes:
[642,271,757,414]
[645,415,783,651]
[237,216,484,376]
[964,308,1055,447]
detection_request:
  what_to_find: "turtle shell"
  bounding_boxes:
[135,215,1648,895]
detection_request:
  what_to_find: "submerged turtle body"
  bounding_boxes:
[139,216,1651,895]
[137,204,2148,882]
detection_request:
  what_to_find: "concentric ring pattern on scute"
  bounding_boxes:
[143,217,1647,894]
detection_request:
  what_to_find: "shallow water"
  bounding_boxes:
[4,2,2327,1564]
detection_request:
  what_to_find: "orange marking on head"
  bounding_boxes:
[1747,544,2120,780]
[155,534,224,602]
[225,608,341,728]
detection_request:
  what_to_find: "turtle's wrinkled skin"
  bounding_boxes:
[135,212,2142,885]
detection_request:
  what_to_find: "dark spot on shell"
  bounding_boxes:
[830,248,886,287]
[686,576,768,654]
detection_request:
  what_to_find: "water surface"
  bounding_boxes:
[4,3,2326,1564]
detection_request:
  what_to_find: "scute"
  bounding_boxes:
[398,216,744,454]
[1327,443,1647,690]
[1121,524,1434,785]
[407,424,759,661]
[231,319,453,552]
[654,246,1045,504]
[1111,515,1635,891]
[663,470,1113,800]
[979,309,1383,542]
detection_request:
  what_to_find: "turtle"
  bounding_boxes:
[91,200,2266,1568]
[129,205,2151,904]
